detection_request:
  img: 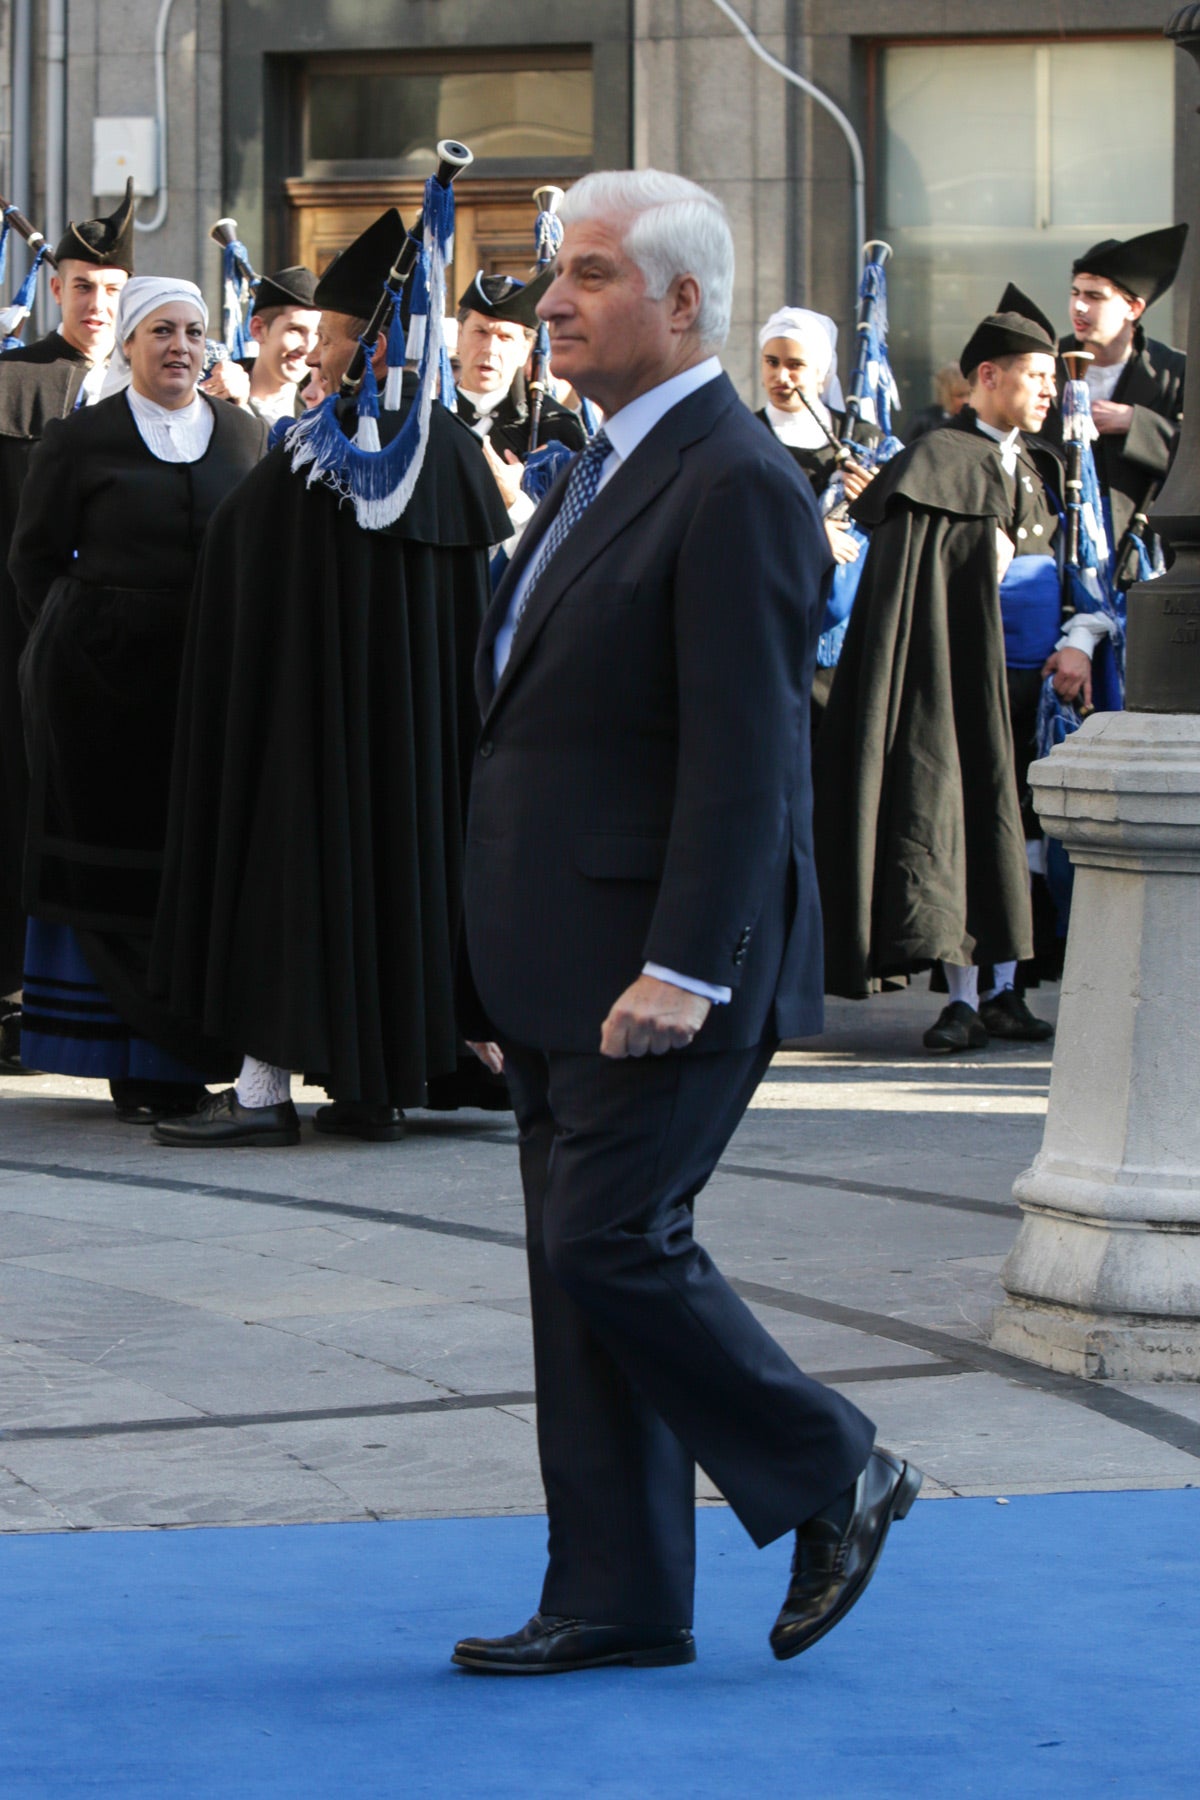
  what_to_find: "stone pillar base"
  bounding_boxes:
[992,1299,1200,1382]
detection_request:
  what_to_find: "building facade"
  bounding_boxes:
[4,1,1197,415]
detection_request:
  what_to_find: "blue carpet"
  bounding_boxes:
[1,1492,1197,1798]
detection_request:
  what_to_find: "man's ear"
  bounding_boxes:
[249,313,266,345]
[669,272,703,335]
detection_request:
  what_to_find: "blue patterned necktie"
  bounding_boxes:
[510,429,612,639]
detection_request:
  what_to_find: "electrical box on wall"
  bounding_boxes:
[92,118,159,198]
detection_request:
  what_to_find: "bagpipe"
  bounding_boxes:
[0,196,56,350]
[287,138,473,530]
[812,241,905,667]
[207,217,261,370]
[1035,348,1125,759]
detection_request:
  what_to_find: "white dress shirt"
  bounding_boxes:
[126,387,214,463]
[58,328,109,407]
[494,355,732,1006]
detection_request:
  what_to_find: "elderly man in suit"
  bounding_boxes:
[452,169,922,1676]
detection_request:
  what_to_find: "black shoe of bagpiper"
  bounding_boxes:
[978,988,1054,1042]
[151,1087,301,1147]
[313,1102,407,1142]
[922,1001,989,1054]
[0,1001,36,1075]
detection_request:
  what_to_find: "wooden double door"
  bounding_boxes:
[285,175,555,298]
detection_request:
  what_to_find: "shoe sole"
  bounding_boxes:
[923,1037,987,1055]
[770,1460,923,1662]
[312,1121,407,1143]
[451,1641,697,1675]
[151,1130,301,1148]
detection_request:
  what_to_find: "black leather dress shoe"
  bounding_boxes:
[0,1001,35,1075]
[110,1079,210,1125]
[151,1087,300,1148]
[313,1101,406,1142]
[978,988,1054,1042]
[770,1448,923,1661]
[922,1001,988,1054]
[451,1613,696,1675]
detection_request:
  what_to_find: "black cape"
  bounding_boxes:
[813,416,1055,995]
[0,332,91,990]
[148,388,510,1105]
[1045,326,1185,564]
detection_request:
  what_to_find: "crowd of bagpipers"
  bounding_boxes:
[0,176,1186,1146]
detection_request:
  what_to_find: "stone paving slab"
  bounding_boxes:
[3,982,1200,1537]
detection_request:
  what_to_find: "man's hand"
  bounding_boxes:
[840,461,875,501]
[824,518,860,565]
[481,436,525,508]
[203,359,251,406]
[1042,646,1093,707]
[1091,400,1133,436]
[466,1040,505,1075]
[599,975,711,1059]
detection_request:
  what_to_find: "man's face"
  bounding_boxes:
[253,307,321,386]
[49,261,128,361]
[1070,273,1143,353]
[537,214,697,415]
[979,352,1058,434]
[308,312,360,392]
[760,337,824,411]
[456,314,531,394]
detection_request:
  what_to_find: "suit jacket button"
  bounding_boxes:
[479,739,494,759]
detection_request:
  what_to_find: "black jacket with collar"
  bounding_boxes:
[455,369,588,464]
[460,371,832,1054]
[1046,325,1185,557]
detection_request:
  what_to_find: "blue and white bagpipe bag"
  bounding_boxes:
[0,209,50,352]
[1034,375,1139,761]
[817,251,905,667]
[283,174,458,531]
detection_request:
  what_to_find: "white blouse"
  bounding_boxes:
[126,388,215,464]
[765,397,834,450]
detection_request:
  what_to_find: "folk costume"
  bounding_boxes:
[10,277,266,1101]
[148,207,510,1146]
[454,270,586,466]
[1047,225,1187,577]
[814,294,1065,1023]
[0,184,135,1015]
[235,265,320,427]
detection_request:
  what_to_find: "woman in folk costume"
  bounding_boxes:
[755,306,881,731]
[11,277,266,1120]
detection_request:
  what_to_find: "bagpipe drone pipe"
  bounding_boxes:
[206,218,261,374]
[0,198,55,350]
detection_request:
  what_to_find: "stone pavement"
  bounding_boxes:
[2,982,1198,1536]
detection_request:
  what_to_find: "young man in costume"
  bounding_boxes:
[205,265,321,427]
[0,184,135,1069]
[815,288,1067,1052]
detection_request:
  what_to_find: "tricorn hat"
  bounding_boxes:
[53,178,136,274]
[1071,224,1188,306]
[313,210,406,321]
[457,267,553,328]
[960,283,1057,380]
[253,265,319,313]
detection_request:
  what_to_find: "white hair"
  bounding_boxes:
[558,169,734,349]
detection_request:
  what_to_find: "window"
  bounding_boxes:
[303,51,594,178]
[876,38,1174,414]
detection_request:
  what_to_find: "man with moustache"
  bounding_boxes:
[0,184,135,1069]
[452,169,919,1677]
[815,289,1063,1053]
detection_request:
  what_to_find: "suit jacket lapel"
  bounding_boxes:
[481,374,738,721]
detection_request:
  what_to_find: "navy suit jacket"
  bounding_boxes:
[460,371,833,1055]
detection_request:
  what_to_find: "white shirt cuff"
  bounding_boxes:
[507,489,536,529]
[642,962,732,1005]
[1057,613,1117,658]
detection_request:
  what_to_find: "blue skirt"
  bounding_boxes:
[21,918,208,1084]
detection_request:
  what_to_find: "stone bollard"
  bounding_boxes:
[993,5,1200,1381]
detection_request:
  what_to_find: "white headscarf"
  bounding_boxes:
[100,277,209,398]
[758,306,845,410]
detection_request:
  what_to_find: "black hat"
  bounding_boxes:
[457,267,553,328]
[253,266,319,313]
[53,178,136,274]
[960,284,1057,380]
[1071,225,1188,305]
[313,210,406,320]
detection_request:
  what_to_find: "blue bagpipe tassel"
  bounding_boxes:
[0,237,48,350]
[522,441,574,502]
[286,171,457,530]
[354,351,382,452]
[384,285,407,412]
[221,237,255,361]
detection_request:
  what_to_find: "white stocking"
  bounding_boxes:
[981,961,1017,1003]
[943,963,979,1010]
[235,1056,292,1109]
